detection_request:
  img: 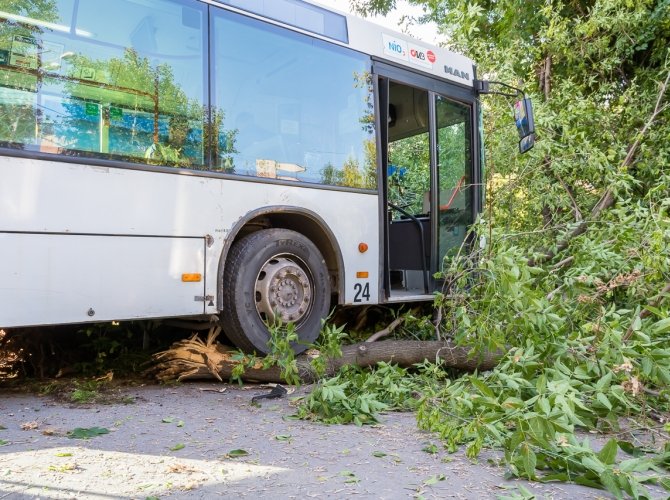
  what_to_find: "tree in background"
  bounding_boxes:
[350,0,670,494]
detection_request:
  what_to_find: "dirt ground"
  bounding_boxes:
[2,381,660,500]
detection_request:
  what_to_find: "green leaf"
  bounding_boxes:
[67,427,110,439]
[227,449,249,458]
[177,420,184,427]
[424,474,446,486]
[275,434,292,441]
[519,445,537,479]
[466,438,483,459]
[340,470,360,482]
[162,417,174,423]
[55,452,73,457]
[631,315,642,332]
[537,397,551,415]
[596,392,612,411]
[595,372,613,392]
[581,456,605,474]
[422,443,439,454]
[574,474,603,489]
[372,451,387,458]
[617,441,645,457]
[470,377,495,397]
[0,439,8,446]
[651,317,670,334]
[541,472,569,482]
[599,470,622,497]
[170,443,185,451]
[597,439,618,465]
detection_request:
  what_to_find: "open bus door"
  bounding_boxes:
[375,62,480,301]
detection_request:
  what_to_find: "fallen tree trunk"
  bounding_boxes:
[149,328,502,384]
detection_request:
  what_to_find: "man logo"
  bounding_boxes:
[444,65,470,80]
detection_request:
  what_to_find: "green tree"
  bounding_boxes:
[352,0,670,495]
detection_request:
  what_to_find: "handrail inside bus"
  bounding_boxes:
[387,202,430,295]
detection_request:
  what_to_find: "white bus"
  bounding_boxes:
[0,0,532,353]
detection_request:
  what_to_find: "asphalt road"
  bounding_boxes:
[0,382,647,499]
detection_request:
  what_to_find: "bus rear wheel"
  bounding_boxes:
[221,228,330,355]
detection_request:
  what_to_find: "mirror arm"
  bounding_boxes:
[475,79,524,98]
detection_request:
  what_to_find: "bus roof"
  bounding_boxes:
[209,0,475,87]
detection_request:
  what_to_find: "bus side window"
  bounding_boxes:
[0,0,206,168]
[212,10,376,188]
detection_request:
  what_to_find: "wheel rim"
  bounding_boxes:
[254,255,313,326]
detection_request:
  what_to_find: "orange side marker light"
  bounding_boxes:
[182,273,202,282]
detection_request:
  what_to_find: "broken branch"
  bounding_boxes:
[365,316,404,343]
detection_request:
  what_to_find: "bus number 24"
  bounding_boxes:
[353,282,370,303]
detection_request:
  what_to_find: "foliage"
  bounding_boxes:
[295,361,449,425]
[226,449,249,458]
[67,427,110,439]
[227,318,304,385]
[297,364,412,425]
[263,319,301,385]
[76,321,154,376]
[334,0,670,496]
[70,379,102,404]
[309,321,348,377]
[421,212,670,496]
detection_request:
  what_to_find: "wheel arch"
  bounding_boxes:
[216,206,345,311]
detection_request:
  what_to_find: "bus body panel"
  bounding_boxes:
[0,155,380,327]
[0,233,206,327]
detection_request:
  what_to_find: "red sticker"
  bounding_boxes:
[427,50,436,63]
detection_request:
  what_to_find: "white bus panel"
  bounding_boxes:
[0,233,205,327]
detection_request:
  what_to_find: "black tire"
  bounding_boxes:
[220,228,330,355]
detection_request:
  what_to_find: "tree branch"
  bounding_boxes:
[551,255,575,271]
[529,70,670,267]
[365,316,404,342]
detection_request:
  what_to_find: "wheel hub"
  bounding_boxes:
[255,256,312,325]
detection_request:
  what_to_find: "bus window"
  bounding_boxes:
[387,82,430,216]
[0,0,206,168]
[211,10,375,188]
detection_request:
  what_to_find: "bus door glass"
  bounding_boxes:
[435,95,473,264]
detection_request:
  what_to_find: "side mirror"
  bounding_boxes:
[514,98,535,153]
[519,134,535,153]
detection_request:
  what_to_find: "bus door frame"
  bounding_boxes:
[372,60,482,301]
